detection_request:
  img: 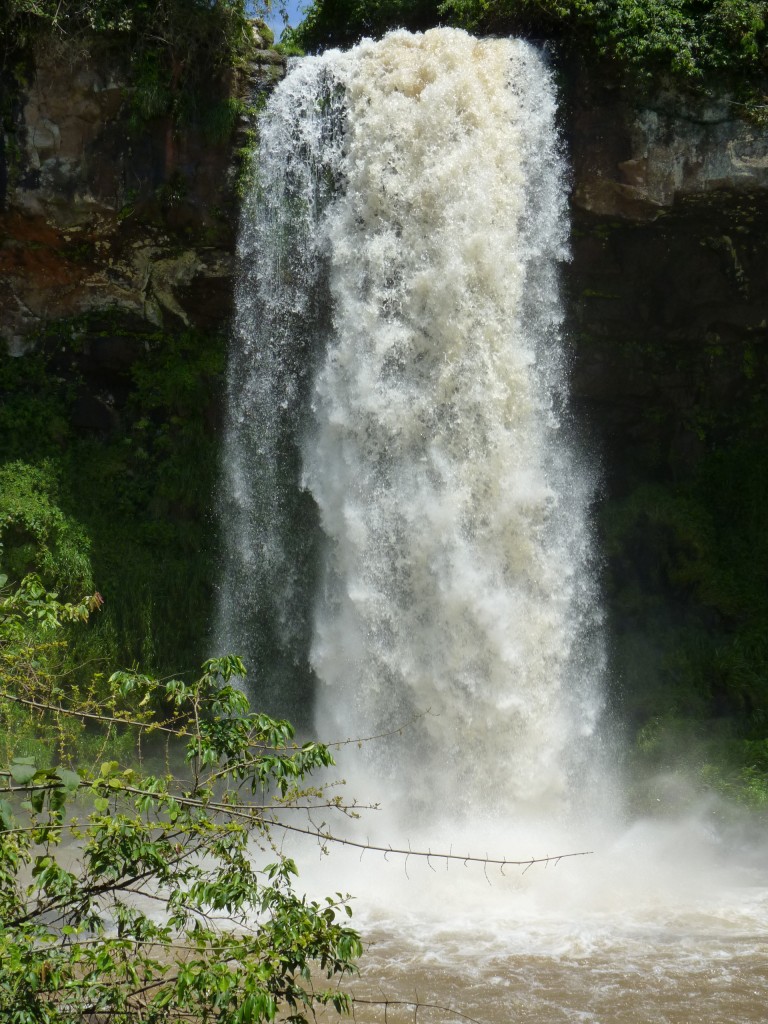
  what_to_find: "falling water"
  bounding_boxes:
[220,27,768,1022]
[221,27,604,818]
[216,57,347,719]
[304,30,604,826]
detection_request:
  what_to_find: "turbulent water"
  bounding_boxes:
[221,27,604,819]
[303,31,605,826]
[221,27,768,1023]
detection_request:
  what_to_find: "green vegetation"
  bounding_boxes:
[442,0,768,79]
[2,0,273,133]
[603,439,768,810]
[0,312,225,676]
[0,462,94,597]
[0,575,362,1022]
[292,0,768,107]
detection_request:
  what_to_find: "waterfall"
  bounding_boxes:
[216,58,347,720]
[220,27,605,830]
[216,31,768,1016]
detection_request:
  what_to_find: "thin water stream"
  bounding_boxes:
[220,28,768,1023]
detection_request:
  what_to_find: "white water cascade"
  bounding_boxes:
[221,27,605,822]
[307,30,606,826]
[220,28,768,1023]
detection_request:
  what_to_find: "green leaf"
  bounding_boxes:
[10,762,37,785]
[50,787,66,812]
[0,799,14,830]
[30,789,45,813]
[55,768,81,793]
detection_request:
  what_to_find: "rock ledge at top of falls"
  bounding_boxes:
[569,76,768,221]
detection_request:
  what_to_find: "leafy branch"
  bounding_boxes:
[0,575,589,1022]
[0,575,364,1023]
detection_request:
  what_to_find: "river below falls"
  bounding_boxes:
[293,809,768,1024]
[342,927,768,1024]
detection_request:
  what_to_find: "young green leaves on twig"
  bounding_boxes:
[0,576,361,1024]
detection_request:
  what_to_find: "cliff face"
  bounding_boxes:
[570,75,768,219]
[564,75,768,739]
[4,48,765,399]
[2,44,767,737]
[567,73,768,479]
[1,39,283,350]
[0,39,285,672]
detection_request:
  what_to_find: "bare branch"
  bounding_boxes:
[260,817,593,870]
[325,708,436,750]
[0,688,185,738]
[352,996,484,1024]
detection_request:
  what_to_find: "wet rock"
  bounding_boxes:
[70,391,118,433]
[569,74,768,221]
[569,189,768,491]
[1,37,241,346]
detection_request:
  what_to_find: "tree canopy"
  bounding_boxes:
[289,0,768,98]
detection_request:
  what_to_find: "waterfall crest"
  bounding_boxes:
[221,27,605,826]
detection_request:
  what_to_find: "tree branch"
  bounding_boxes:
[260,817,593,870]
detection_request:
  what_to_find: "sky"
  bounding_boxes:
[257,0,308,39]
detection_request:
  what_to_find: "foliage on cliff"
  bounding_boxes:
[292,0,768,99]
[0,313,224,676]
[601,437,768,808]
[445,0,767,78]
[4,0,256,63]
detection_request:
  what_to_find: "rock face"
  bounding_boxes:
[565,74,768,489]
[4,46,765,345]
[3,45,766,335]
[569,188,768,483]
[569,71,768,221]
[0,37,283,349]
[563,71,768,728]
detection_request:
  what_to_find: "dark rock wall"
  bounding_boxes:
[563,72,768,737]
[1,39,283,349]
[570,192,768,492]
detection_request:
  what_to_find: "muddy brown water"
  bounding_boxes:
[339,927,768,1023]
[298,815,768,1024]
